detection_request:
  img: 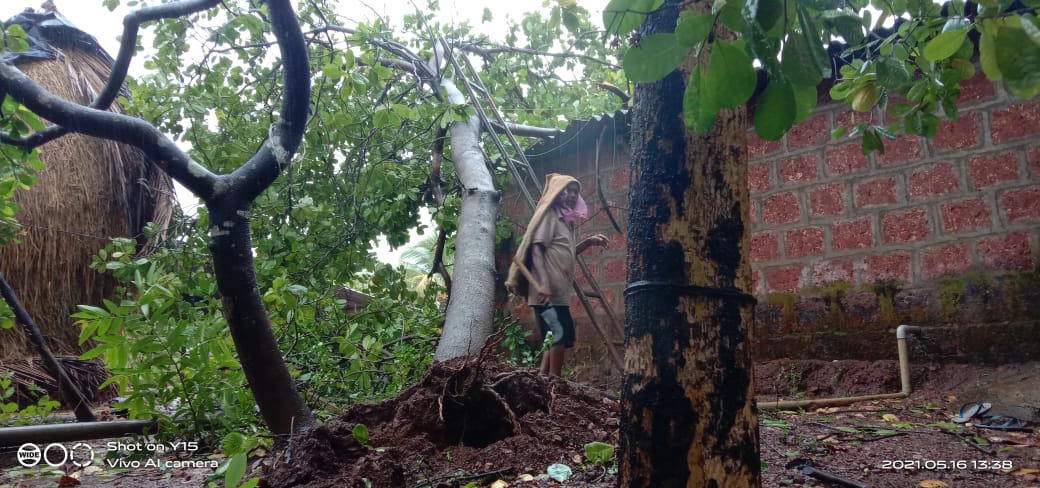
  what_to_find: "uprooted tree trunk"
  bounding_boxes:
[619,0,761,485]
[433,76,499,361]
[0,0,315,435]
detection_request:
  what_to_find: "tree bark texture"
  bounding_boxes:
[434,80,499,361]
[208,200,315,435]
[619,0,761,486]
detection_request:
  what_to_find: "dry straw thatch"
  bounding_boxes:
[0,11,173,368]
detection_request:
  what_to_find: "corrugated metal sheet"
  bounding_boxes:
[524,109,629,166]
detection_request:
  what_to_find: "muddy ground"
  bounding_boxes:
[1,359,1037,487]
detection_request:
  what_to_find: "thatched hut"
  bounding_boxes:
[0,9,173,401]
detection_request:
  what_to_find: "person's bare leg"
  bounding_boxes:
[547,344,565,376]
[538,348,550,374]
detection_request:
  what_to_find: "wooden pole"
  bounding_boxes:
[0,273,96,422]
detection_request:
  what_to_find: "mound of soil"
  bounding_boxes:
[267,358,1038,488]
[266,358,619,487]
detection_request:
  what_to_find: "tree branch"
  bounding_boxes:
[229,0,312,203]
[0,63,218,198]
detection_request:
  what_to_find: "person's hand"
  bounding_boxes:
[588,233,609,247]
[536,284,551,305]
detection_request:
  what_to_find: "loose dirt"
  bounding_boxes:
[1,359,1037,487]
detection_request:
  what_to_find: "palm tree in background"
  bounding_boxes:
[399,232,453,295]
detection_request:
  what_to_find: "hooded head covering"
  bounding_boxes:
[504,173,585,297]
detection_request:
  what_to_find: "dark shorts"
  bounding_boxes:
[532,305,576,348]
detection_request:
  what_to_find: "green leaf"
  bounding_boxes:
[757,0,784,32]
[676,11,714,47]
[622,33,687,83]
[862,126,885,154]
[222,431,246,454]
[793,83,818,122]
[797,0,840,10]
[706,40,756,107]
[352,423,370,444]
[796,5,832,78]
[604,0,665,36]
[224,453,247,488]
[979,22,1001,80]
[322,63,342,79]
[584,441,615,464]
[924,29,969,61]
[1022,15,1040,45]
[482,7,493,23]
[876,56,912,89]
[754,78,796,140]
[782,30,824,87]
[683,66,719,133]
[995,21,1040,97]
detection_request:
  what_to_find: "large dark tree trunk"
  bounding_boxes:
[619,0,761,485]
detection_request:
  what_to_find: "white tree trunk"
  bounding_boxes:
[434,80,499,361]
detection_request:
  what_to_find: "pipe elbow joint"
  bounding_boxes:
[896,324,921,340]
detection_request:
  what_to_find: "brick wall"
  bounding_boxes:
[503,74,1040,373]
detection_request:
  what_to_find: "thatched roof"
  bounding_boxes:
[0,9,174,359]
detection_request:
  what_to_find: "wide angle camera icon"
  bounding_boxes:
[17,442,95,468]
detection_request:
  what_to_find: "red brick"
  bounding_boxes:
[855,178,897,208]
[1030,146,1040,178]
[570,295,587,317]
[831,217,874,250]
[785,227,825,258]
[825,144,869,175]
[780,154,819,184]
[863,252,912,282]
[765,265,803,293]
[879,137,921,166]
[603,257,627,283]
[748,164,772,191]
[611,168,632,191]
[751,232,780,262]
[1001,186,1040,221]
[958,73,996,103]
[992,101,1040,143]
[809,183,845,217]
[748,132,782,158]
[940,198,991,234]
[969,152,1019,189]
[932,113,980,152]
[909,162,960,197]
[921,242,971,279]
[882,208,932,244]
[787,114,829,149]
[763,192,801,224]
[976,232,1036,271]
[811,259,854,286]
[604,233,627,252]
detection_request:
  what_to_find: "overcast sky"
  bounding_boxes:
[1,0,609,55]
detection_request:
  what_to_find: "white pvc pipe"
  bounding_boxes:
[759,324,922,411]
